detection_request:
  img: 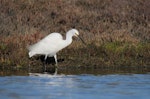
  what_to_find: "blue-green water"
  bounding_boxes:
[0,73,150,99]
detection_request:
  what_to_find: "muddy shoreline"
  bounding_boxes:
[0,0,149,74]
[0,64,149,76]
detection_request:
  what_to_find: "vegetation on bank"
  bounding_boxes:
[0,33,149,72]
[0,0,149,72]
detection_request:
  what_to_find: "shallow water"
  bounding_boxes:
[0,73,150,99]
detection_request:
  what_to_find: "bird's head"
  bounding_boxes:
[70,29,86,45]
[69,29,79,37]
[74,31,79,37]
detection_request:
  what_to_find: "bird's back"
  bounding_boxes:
[28,33,64,57]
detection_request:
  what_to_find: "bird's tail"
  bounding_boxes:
[27,45,36,58]
[29,52,35,58]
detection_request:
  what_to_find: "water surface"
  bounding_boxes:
[0,73,150,99]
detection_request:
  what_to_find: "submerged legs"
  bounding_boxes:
[43,55,48,73]
[42,54,58,75]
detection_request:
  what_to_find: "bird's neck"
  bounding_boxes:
[65,32,73,45]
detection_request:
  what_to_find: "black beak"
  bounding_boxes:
[77,35,86,45]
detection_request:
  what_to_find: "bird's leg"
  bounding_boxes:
[54,54,58,75]
[43,55,47,73]
[28,61,31,73]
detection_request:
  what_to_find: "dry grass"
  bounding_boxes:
[0,0,150,72]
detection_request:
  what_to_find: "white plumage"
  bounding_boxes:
[28,29,80,65]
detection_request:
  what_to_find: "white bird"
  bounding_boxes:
[28,29,85,73]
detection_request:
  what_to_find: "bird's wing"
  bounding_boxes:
[28,33,64,55]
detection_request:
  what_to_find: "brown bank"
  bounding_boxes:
[0,0,149,74]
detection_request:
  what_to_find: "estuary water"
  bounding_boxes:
[0,73,150,99]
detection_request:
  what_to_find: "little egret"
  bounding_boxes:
[28,29,85,74]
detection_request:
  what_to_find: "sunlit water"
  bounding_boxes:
[0,73,150,99]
